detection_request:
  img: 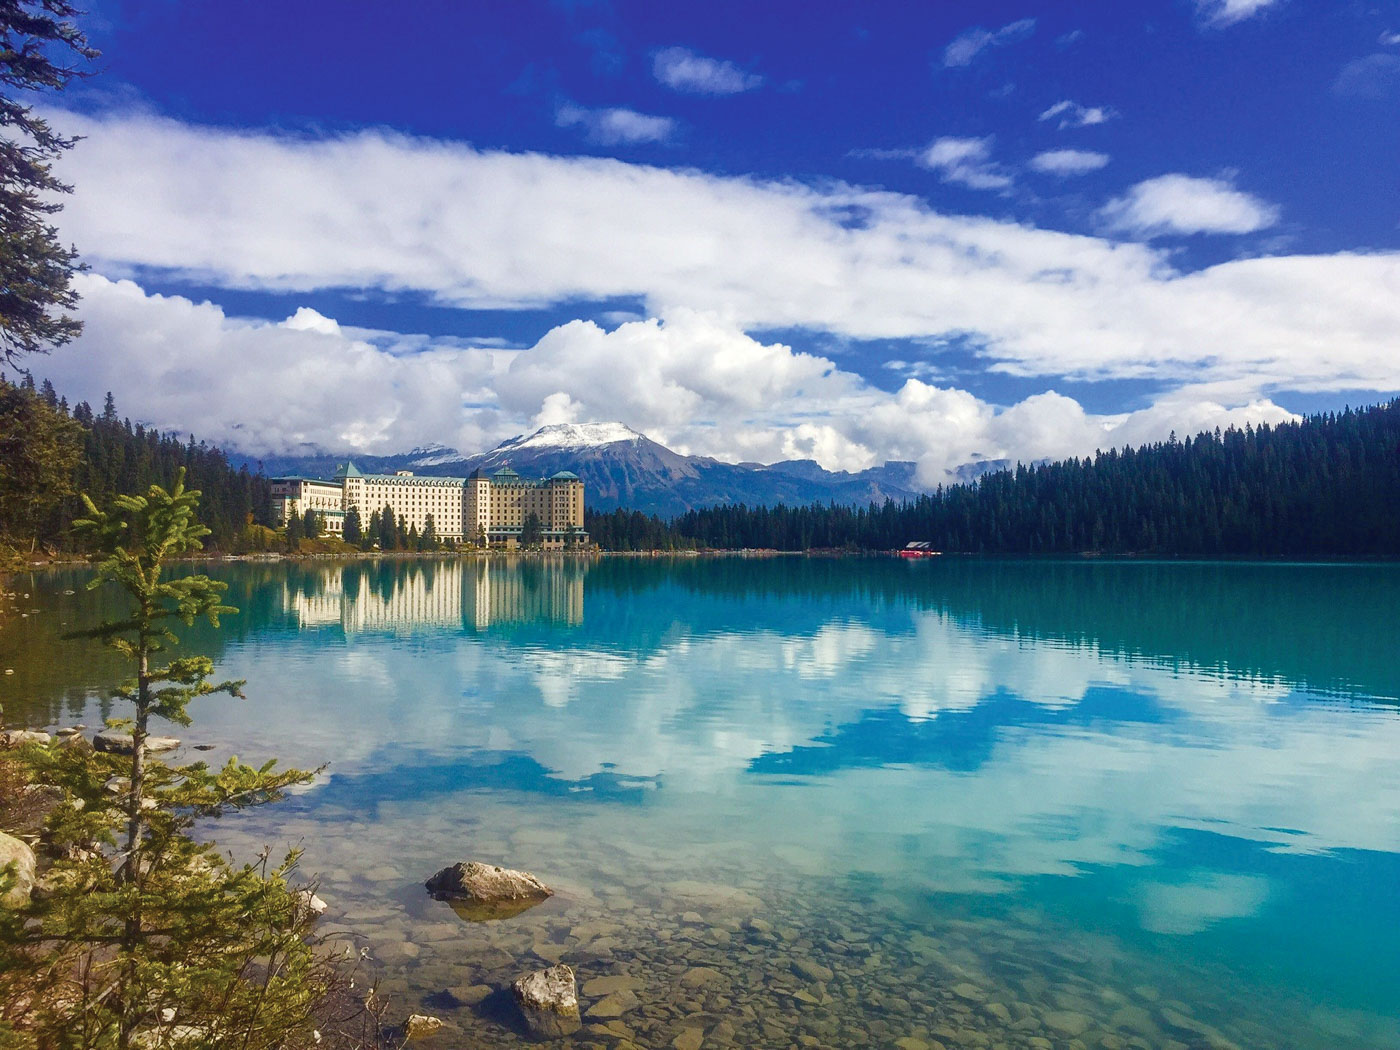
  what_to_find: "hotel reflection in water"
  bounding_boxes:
[284,558,586,632]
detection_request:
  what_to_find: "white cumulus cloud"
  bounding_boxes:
[1194,0,1283,28]
[919,136,1012,190]
[1039,99,1117,129]
[1029,148,1110,176]
[37,274,508,458]
[942,18,1036,68]
[652,46,762,95]
[1100,174,1280,237]
[555,101,676,144]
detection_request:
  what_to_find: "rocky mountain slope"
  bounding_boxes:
[244,422,928,517]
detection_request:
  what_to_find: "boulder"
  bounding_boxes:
[403,1014,443,1040]
[512,964,581,1039]
[93,731,180,755]
[56,730,93,753]
[0,729,50,747]
[425,860,553,921]
[0,831,37,908]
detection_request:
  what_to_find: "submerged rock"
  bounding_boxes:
[0,832,36,908]
[512,963,582,1039]
[403,1014,443,1040]
[1043,1010,1092,1037]
[425,860,553,921]
[585,990,640,1019]
[791,958,834,983]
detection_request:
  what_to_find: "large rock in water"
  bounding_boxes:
[424,860,553,921]
[511,964,581,1039]
[0,831,36,908]
[93,731,180,755]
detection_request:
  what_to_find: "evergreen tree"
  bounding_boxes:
[26,472,323,1049]
[408,522,420,551]
[521,511,543,547]
[0,1,98,365]
[0,375,81,553]
[378,505,397,550]
[421,513,438,551]
[302,507,320,539]
[583,401,1400,558]
[343,505,363,545]
[367,508,382,550]
[284,508,304,550]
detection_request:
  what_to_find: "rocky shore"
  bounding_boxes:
[4,731,1367,1050]
[291,834,1300,1050]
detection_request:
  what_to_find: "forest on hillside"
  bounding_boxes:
[587,401,1400,557]
[0,375,271,553]
[6,371,1399,559]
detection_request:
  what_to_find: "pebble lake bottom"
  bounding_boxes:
[5,555,1400,1049]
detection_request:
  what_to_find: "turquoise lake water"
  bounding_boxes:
[4,556,1399,1049]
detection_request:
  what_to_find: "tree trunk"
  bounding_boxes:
[117,645,150,1050]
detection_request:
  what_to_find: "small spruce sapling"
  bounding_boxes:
[42,469,326,1049]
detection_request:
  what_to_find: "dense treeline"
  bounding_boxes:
[584,508,700,552]
[589,402,1400,557]
[3,375,271,551]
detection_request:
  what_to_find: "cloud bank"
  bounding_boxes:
[33,108,1400,476]
[41,275,1299,485]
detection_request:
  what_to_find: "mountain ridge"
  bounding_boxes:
[238,421,939,517]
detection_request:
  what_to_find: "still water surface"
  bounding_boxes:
[4,556,1400,1049]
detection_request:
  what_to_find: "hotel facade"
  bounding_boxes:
[270,463,588,548]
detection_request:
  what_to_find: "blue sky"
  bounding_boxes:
[31,0,1400,480]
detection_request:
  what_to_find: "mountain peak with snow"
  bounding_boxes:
[408,442,463,466]
[497,421,646,452]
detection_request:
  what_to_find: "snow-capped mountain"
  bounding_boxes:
[245,422,924,517]
[493,422,646,452]
[406,443,463,467]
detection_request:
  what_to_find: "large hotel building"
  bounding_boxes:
[270,463,588,548]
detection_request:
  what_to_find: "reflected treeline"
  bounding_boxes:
[1,558,591,727]
[582,556,1400,703]
[0,564,244,728]
[7,556,1399,730]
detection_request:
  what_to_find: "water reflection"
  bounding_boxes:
[7,557,1400,1047]
[283,558,586,632]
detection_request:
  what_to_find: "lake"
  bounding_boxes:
[4,555,1399,1049]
